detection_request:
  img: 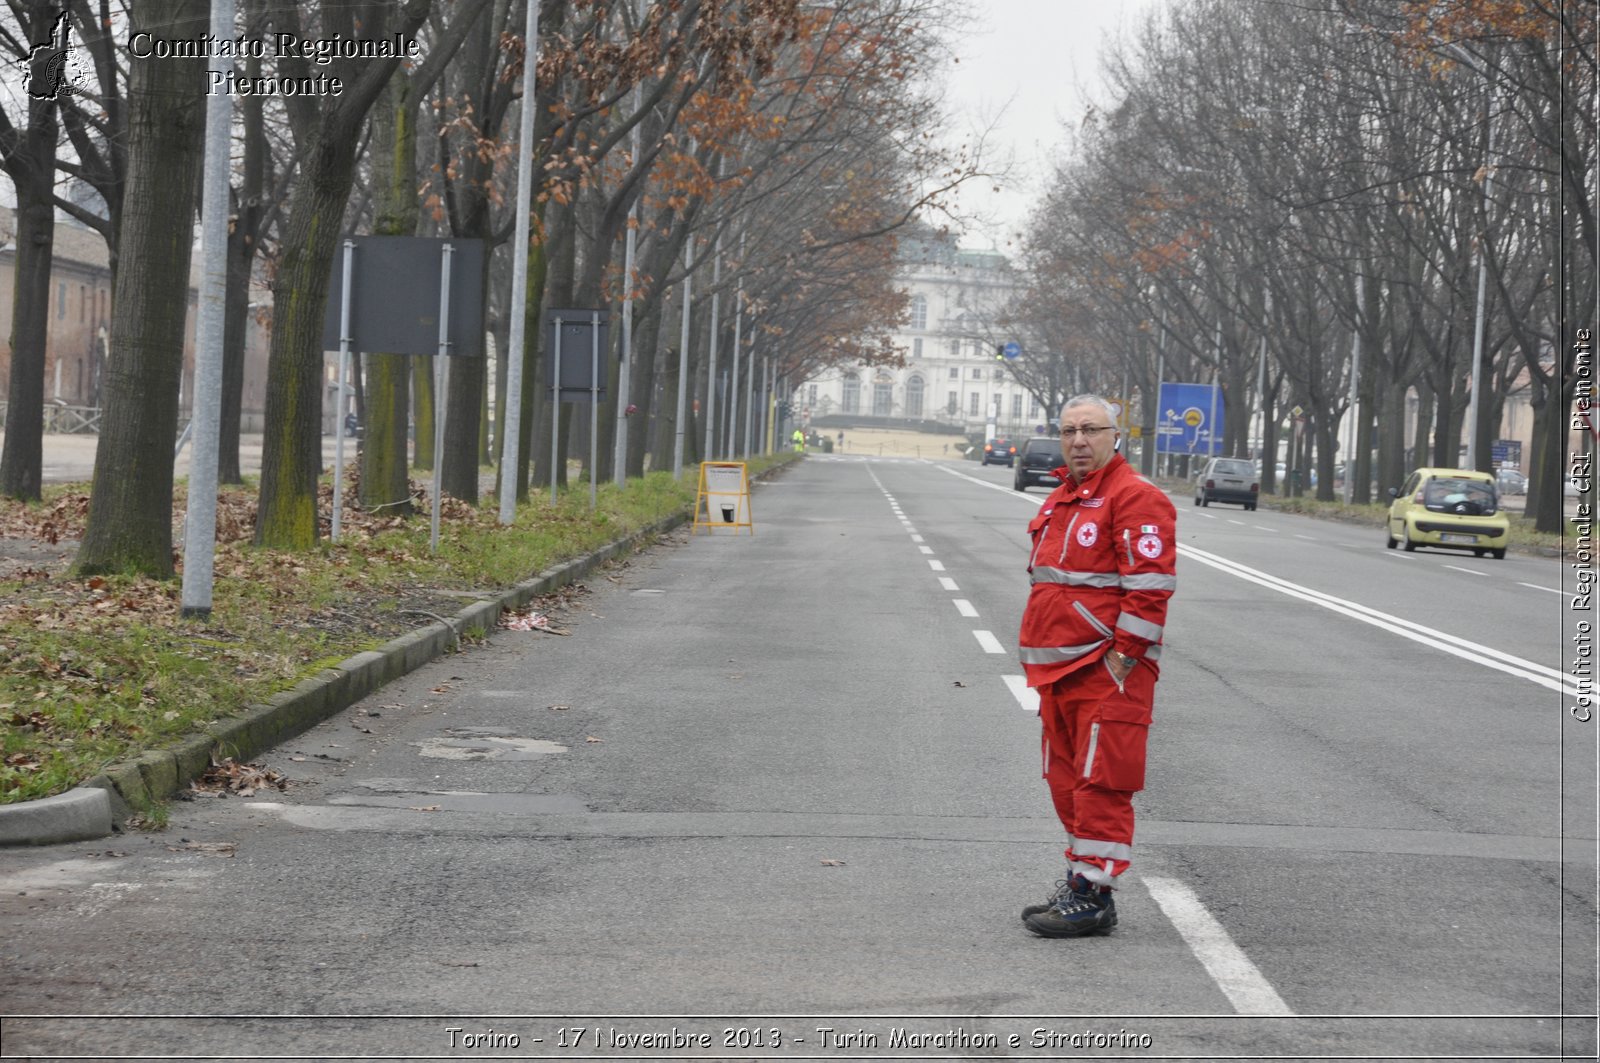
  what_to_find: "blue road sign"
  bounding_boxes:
[1155,382,1225,456]
[1002,341,1022,360]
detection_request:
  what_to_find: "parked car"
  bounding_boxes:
[1195,457,1260,510]
[1496,467,1528,495]
[1386,467,1508,559]
[1013,436,1061,491]
[982,437,1017,467]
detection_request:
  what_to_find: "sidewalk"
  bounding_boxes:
[41,431,352,484]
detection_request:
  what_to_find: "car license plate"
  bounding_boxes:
[1440,533,1476,544]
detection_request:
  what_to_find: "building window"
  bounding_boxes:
[906,376,924,417]
[808,384,818,404]
[57,282,67,319]
[912,338,922,359]
[948,367,959,380]
[1031,398,1042,418]
[949,339,961,358]
[873,381,892,416]
[947,391,959,415]
[910,295,927,330]
[79,286,86,322]
[841,372,860,414]
[968,392,980,416]
[1012,394,1023,418]
[971,368,983,380]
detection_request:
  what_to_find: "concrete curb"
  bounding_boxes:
[0,505,704,846]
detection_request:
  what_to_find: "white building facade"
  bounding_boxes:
[799,230,1045,439]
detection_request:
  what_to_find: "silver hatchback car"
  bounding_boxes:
[1194,457,1260,510]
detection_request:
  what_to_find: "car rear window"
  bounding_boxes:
[1211,460,1253,476]
[1423,477,1497,514]
[1024,438,1058,454]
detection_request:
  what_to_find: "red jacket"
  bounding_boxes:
[1018,453,1177,687]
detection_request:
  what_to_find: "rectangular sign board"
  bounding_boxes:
[322,236,486,356]
[546,309,609,403]
[1155,382,1225,456]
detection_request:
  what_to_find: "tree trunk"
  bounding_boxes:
[73,0,205,575]
[0,35,59,503]
[253,144,365,549]
[411,354,434,470]
[0,158,54,502]
[361,72,419,514]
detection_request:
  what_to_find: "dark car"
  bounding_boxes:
[982,437,1017,467]
[1194,457,1259,510]
[1013,436,1061,491]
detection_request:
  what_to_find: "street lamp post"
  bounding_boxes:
[1443,42,1497,472]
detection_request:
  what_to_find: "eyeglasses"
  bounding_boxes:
[1059,425,1114,439]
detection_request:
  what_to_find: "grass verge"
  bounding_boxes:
[1,455,795,804]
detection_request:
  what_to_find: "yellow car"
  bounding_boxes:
[1385,467,1509,559]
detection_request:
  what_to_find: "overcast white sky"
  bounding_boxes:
[934,0,1166,251]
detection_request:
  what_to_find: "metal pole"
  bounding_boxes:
[331,240,354,542]
[1210,320,1222,458]
[760,354,771,455]
[614,47,640,489]
[742,330,757,458]
[1344,279,1363,504]
[431,242,454,554]
[703,232,722,463]
[590,309,599,510]
[1255,290,1269,465]
[179,0,233,618]
[672,234,693,478]
[551,315,563,504]
[728,232,745,459]
[497,0,540,524]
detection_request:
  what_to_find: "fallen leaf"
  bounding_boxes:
[820,858,846,867]
[407,805,441,812]
[549,704,570,711]
[584,735,603,743]
[952,681,967,688]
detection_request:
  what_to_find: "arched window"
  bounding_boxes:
[841,372,860,414]
[910,295,928,330]
[873,378,893,416]
[906,375,925,417]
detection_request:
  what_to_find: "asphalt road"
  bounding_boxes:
[1,454,1594,1060]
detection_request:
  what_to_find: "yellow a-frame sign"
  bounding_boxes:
[693,461,753,534]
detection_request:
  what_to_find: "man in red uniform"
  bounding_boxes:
[1018,394,1177,937]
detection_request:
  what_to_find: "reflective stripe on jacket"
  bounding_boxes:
[1018,452,1177,687]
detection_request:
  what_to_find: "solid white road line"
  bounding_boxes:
[953,599,979,618]
[1003,674,1039,713]
[1144,876,1294,1016]
[1181,543,1576,695]
[973,630,1006,654]
[935,461,1570,694]
[939,577,960,591]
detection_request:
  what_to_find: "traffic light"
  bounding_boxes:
[996,343,1005,361]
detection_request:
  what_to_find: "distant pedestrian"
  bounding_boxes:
[1017,394,1177,938]
[792,428,805,453]
[837,431,845,451]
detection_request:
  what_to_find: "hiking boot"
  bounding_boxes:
[1023,882,1117,937]
[1020,879,1074,921]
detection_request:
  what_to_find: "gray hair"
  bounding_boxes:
[1059,394,1119,426]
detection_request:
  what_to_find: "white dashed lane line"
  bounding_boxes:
[929,560,946,572]
[973,630,1006,654]
[1519,582,1565,596]
[939,577,959,591]
[1443,564,1490,577]
[953,599,979,618]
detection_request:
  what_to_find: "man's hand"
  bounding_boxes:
[1106,650,1136,684]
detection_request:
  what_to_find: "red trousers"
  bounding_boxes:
[1038,657,1156,889]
